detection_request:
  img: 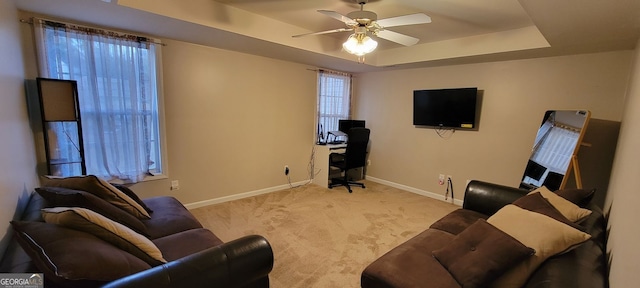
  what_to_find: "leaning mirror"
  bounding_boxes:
[520,110,591,191]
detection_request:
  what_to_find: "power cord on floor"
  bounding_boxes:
[286,144,318,189]
[445,177,454,202]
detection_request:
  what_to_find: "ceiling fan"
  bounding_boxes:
[293,0,431,57]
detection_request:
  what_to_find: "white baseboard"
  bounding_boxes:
[366,176,463,206]
[184,180,309,210]
[184,177,463,210]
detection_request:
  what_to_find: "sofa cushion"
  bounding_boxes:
[42,207,166,266]
[433,219,534,288]
[112,183,154,214]
[142,196,203,239]
[529,186,591,222]
[513,192,584,231]
[555,187,596,208]
[153,228,224,262]
[430,209,489,235]
[41,175,150,219]
[10,221,151,288]
[362,229,461,288]
[36,186,148,235]
[487,205,591,288]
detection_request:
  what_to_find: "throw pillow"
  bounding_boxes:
[112,183,154,213]
[487,205,591,288]
[529,186,592,222]
[36,186,148,235]
[10,221,151,287]
[512,192,584,231]
[41,175,150,219]
[555,188,596,208]
[42,207,166,266]
[432,219,535,288]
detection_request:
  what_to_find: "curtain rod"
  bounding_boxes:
[19,18,166,47]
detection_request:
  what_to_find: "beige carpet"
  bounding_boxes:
[190,180,458,288]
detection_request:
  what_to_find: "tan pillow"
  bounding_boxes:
[42,207,166,266]
[42,175,150,219]
[529,186,591,222]
[487,205,591,288]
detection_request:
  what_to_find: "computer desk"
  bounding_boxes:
[313,143,346,188]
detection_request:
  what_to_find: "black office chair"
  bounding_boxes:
[329,127,370,193]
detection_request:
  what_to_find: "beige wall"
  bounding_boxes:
[126,40,318,205]
[3,2,640,284]
[0,1,39,258]
[354,51,632,200]
[605,39,640,287]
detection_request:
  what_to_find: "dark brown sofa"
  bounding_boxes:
[0,183,274,288]
[362,180,608,288]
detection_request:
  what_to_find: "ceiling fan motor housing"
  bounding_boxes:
[347,10,377,26]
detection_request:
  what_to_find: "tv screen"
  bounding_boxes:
[413,88,478,129]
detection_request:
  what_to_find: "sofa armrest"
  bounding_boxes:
[462,180,528,216]
[102,235,274,288]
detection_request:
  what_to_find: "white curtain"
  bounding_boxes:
[317,70,351,140]
[34,19,162,182]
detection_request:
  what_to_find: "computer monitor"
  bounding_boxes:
[338,120,366,134]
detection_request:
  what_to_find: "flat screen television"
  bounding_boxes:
[413,88,478,129]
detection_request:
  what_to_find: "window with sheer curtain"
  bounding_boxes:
[34,19,164,183]
[317,70,352,140]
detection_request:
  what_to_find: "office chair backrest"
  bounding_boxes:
[345,127,370,170]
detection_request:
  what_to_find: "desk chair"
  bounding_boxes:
[329,127,370,193]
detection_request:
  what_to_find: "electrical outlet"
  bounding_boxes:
[170,180,180,190]
[284,165,289,176]
[438,174,445,185]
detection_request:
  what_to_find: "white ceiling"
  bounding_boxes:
[12,0,640,73]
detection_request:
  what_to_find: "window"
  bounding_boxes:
[317,70,352,140]
[34,19,164,182]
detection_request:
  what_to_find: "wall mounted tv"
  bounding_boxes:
[413,87,479,129]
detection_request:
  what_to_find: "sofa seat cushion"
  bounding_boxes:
[429,209,488,235]
[153,228,224,262]
[142,196,203,239]
[362,229,461,288]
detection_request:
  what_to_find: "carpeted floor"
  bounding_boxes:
[190,180,458,288]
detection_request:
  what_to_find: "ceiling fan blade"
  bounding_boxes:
[292,28,353,38]
[376,13,431,28]
[318,10,357,26]
[375,30,420,46]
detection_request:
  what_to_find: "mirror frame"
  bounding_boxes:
[520,110,591,191]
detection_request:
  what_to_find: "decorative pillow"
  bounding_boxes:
[112,183,154,214]
[41,207,166,266]
[10,221,151,287]
[487,205,591,288]
[529,186,592,222]
[41,175,150,219]
[512,192,584,231]
[36,186,148,235]
[555,188,596,208]
[432,219,535,288]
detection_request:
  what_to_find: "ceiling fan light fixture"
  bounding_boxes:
[342,33,378,56]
